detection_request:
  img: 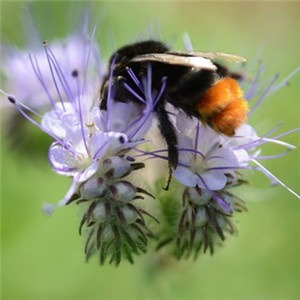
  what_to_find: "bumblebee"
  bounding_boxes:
[100,40,248,169]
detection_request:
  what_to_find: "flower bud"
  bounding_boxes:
[222,192,234,209]
[216,215,228,230]
[195,207,208,227]
[102,224,114,242]
[80,177,107,199]
[194,228,204,244]
[110,181,136,202]
[92,201,107,222]
[187,187,211,205]
[102,156,131,179]
[211,192,234,212]
[120,205,138,224]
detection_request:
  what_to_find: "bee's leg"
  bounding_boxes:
[163,167,173,191]
[156,103,178,168]
[155,102,178,190]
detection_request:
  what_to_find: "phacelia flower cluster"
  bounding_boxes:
[1,27,299,265]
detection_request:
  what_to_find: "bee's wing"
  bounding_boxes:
[130,53,217,70]
[167,50,246,63]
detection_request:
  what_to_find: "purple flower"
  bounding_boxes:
[1,29,102,111]
[173,111,241,191]
[171,87,299,199]
[2,26,158,215]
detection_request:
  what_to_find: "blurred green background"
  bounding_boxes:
[1,1,300,300]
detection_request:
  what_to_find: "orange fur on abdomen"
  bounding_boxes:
[196,78,249,136]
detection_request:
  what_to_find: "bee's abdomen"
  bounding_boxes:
[196,78,249,136]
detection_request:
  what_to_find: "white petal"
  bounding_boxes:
[93,107,107,131]
[79,96,95,125]
[234,148,250,166]
[176,111,198,135]
[229,124,258,148]
[177,133,194,163]
[110,102,136,131]
[42,111,66,139]
[197,125,221,155]
[131,113,153,141]
[208,147,238,168]
[236,123,257,138]
[90,132,110,159]
[79,161,99,182]
[54,102,74,114]
[173,166,198,187]
[198,170,227,190]
[49,144,79,176]
[62,114,90,153]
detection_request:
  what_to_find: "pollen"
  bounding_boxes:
[210,97,249,136]
[197,78,243,116]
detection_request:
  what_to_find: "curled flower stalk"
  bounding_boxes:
[175,186,247,259]
[71,176,159,265]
